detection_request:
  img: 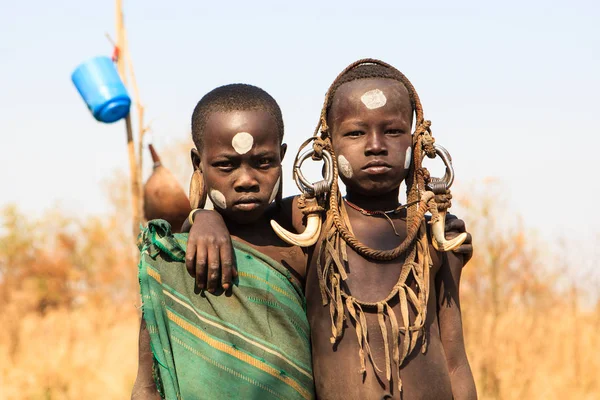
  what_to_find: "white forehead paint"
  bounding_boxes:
[360,89,387,110]
[404,147,412,169]
[338,155,353,178]
[231,132,254,154]
[209,189,227,209]
[269,177,280,204]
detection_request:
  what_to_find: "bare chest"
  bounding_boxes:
[341,214,443,299]
[305,214,451,399]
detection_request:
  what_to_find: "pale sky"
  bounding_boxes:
[1,1,599,269]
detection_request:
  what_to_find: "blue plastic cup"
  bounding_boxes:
[71,56,131,123]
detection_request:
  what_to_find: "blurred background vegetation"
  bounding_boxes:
[0,140,598,400]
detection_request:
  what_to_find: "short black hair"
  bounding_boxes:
[191,84,284,150]
[325,63,414,123]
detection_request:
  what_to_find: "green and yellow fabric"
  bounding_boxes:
[138,220,314,400]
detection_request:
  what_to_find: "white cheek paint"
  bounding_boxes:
[404,147,412,169]
[360,89,387,110]
[209,189,227,209]
[231,132,254,154]
[338,155,353,178]
[269,177,280,204]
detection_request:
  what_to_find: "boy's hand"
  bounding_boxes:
[185,210,237,293]
[444,213,473,265]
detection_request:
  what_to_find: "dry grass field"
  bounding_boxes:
[1,163,597,399]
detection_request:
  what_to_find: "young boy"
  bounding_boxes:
[131,84,314,400]
[186,60,476,399]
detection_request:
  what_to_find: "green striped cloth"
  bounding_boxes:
[138,220,314,400]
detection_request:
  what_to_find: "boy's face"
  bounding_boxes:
[328,78,413,196]
[193,110,285,224]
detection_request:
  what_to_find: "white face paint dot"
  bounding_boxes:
[338,155,353,178]
[269,177,280,204]
[209,189,227,209]
[231,132,254,155]
[404,147,412,169]
[360,89,387,110]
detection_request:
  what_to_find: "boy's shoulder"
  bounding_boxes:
[267,195,306,235]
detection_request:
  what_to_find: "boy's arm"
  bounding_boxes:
[183,197,301,293]
[131,319,162,400]
[436,251,477,400]
[183,209,236,293]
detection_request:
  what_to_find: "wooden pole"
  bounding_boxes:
[123,27,147,219]
[115,0,142,238]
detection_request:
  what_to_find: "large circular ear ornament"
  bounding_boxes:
[189,169,207,209]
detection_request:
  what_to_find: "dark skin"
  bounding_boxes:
[131,320,161,400]
[305,78,476,399]
[184,80,476,399]
[131,109,307,399]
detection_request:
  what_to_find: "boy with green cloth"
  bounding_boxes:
[132,84,314,400]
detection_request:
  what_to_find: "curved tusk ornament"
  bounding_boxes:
[271,212,322,247]
[270,149,333,247]
[431,212,468,252]
[427,144,468,252]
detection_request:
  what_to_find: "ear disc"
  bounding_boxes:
[189,169,207,209]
